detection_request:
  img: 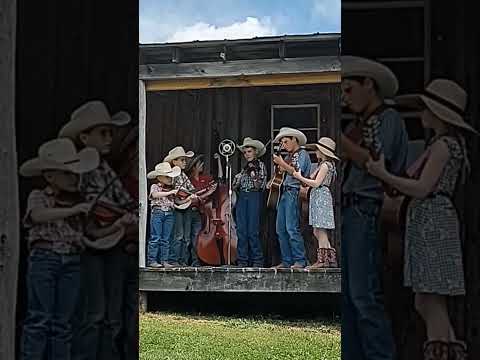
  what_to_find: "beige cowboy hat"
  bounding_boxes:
[395,79,478,134]
[147,162,181,179]
[163,146,195,163]
[58,100,131,139]
[273,127,307,146]
[342,56,399,99]
[20,138,100,177]
[237,137,266,157]
[311,137,339,160]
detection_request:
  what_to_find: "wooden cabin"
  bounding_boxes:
[138,34,342,299]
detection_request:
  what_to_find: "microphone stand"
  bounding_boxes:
[219,139,236,266]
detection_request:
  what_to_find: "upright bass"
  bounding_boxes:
[196,153,238,265]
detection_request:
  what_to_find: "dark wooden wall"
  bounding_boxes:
[15,0,138,354]
[145,83,341,266]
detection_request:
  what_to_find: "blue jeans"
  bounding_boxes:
[148,209,174,264]
[341,198,395,360]
[21,248,81,360]
[235,191,264,266]
[72,247,126,360]
[184,209,202,266]
[275,188,306,266]
[170,208,201,265]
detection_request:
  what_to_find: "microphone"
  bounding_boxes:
[219,139,236,157]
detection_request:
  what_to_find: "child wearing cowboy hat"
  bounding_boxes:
[18,138,126,360]
[367,79,477,360]
[58,100,137,360]
[185,154,218,266]
[293,137,339,268]
[164,146,198,266]
[269,127,312,269]
[233,137,268,267]
[340,56,407,359]
[147,162,181,268]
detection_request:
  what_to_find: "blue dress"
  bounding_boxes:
[309,161,336,229]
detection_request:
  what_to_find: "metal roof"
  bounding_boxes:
[140,33,341,66]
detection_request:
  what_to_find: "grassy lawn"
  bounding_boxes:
[140,312,340,360]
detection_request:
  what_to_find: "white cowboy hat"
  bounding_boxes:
[58,100,131,139]
[273,127,307,146]
[342,56,399,99]
[395,79,478,134]
[147,162,181,179]
[163,146,194,163]
[311,137,339,160]
[237,137,266,157]
[20,138,100,177]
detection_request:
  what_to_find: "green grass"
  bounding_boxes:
[140,312,340,360]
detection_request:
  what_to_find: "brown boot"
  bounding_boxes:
[450,341,468,360]
[306,248,327,269]
[325,248,338,267]
[423,340,449,360]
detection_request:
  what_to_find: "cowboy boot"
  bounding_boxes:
[423,340,449,360]
[325,248,338,267]
[306,248,327,269]
[449,341,468,360]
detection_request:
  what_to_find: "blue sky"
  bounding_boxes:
[140,0,340,44]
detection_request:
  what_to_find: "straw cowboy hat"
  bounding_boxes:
[163,146,194,163]
[237,137,267,157]
[58,100,131,139]
[395,79,478,134]
[311,137,339,160]
[147,162,181,179]
[273,127,307,146]
[342,56,399,99]
[20,138,99,177]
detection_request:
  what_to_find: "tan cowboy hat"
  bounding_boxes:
[147,162,181,179]
[311,137,339,160]
[20,138,100,177]
[163,146,194,163]
[58,100,131,139]
[237,137,266,157]
[395,79,478,134]
[342,56,399,99]
[273,127,307,146]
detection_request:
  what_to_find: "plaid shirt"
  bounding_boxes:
[233,159,267,192]
[23,187,86,254]
[149,183,175,211]
[80,159,134,207]
[174,172,196,192]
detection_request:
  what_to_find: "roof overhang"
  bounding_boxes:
[140,56,340,91]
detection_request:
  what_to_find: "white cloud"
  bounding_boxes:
[165,16,277,43]
[313,0,340,18]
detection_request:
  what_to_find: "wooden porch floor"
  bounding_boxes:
[139,266,341,293]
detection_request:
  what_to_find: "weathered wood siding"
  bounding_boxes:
[145,83,341,266]
[0,1,18,358]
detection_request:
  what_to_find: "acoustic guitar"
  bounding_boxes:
[266,143,285,209]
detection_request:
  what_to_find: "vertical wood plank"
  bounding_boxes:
[139,80,147,268]
[0,0,19,358]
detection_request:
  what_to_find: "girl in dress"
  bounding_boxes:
[366,79,476,360]
[293,137,339,268]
